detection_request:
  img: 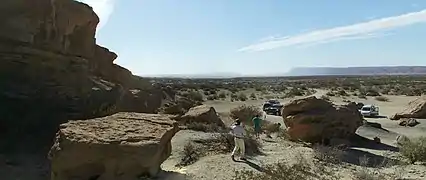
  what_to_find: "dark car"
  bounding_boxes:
[263,99,283,116]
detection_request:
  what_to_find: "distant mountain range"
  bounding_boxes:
[141,66,426,78]
[142,72,242,79]
[285,66,426,76]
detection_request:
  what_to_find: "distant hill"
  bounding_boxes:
[286,66,426,76]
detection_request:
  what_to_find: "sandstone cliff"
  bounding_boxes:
[0,0,171,151]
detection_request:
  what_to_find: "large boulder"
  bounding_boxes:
[282,96,363,143]
[176,105,225,128]
[391,96,426,120]
[49,112,180,180]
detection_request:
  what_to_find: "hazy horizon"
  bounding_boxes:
[79,0,426,76]
[138,65,426,78]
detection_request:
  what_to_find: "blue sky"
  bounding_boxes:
[80,0,426,76]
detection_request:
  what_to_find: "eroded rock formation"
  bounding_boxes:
[282,96,364,143]
[391,96,426,120]
[0,0,171,150]
[49,112,180,180]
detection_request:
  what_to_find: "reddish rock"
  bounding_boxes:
[282,96,363,143]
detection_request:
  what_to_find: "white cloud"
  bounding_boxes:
[77,0,115,29]
[238,9,426,52]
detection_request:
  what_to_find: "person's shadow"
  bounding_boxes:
[233,159,266,172]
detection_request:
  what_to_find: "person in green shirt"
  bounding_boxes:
[252,114,262,139]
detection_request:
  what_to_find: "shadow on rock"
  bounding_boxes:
[350,135,398,152]
[341,148,400,167]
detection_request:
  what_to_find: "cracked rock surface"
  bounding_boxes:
[49,112,180,180]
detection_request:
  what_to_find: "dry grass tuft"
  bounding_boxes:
[312,145,345,164]
[234,153,339,180]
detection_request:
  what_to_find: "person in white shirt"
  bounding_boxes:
[230,119,247,161]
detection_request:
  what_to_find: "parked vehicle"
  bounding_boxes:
[263,99,283,116]
[359,105,379,117]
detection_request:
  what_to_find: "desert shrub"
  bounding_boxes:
[313,145,345,164]
[160,96,200,115]
[229,88,239,94]
[379,86,391,95]
[255,87,264,91]
[218,92,227,99]
[353,156,403,180]
[209,89,217,95]
[177,142,201,166]
[374,96,389,102]
[182,91,204,102]
[285,88,304,98]
[238,93,248,101]
[234,153,339,180]
[206,94,219,101]
[250,93,257,99]
[186,122,220,132]
[326,91,335,96]
[231,93,238,101]
[203,91,210,96]
[399,137,426,164]
[263,121,282,134]
[230,105,262,125]
[337,89,348,96]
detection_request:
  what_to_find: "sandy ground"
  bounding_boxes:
[160,90,426,180]
[2,89,426,180]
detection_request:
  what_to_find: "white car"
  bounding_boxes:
[359,105,379,117]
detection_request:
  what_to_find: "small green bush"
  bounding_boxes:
[230,105,262,125]
[218,92,227,99]
[238,93,248,101]
[399,137,426,164]
[250,93,257,99]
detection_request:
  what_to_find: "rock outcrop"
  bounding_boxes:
[399,118,420,127]
[176,105,225,128]
[282,96,364,143]
[49,112,179,180]
[0,0,172,150]
[391,96,426,120]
